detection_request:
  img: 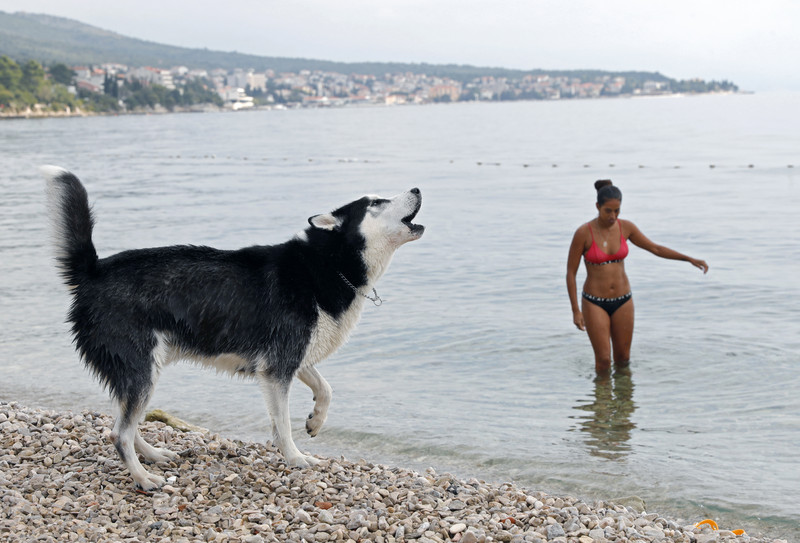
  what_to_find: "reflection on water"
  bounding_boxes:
[571,369,637,460]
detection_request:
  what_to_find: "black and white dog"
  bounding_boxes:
[43,166,424,490]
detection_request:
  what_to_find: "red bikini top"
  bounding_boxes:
[584,220,628,265]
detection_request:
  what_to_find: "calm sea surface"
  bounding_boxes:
[1,93,798,539]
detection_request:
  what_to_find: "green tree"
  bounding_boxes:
[79,89,120,112]
[49,63,76,86]
[49,84,80,111]
[0,56,22,92]
[0,84,14,107]
[21,60,46,95]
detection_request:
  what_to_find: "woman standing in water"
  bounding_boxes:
[566,180,709,373]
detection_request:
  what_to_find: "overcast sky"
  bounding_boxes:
[4,0,798,91]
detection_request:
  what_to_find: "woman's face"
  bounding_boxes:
[596,198,621,226]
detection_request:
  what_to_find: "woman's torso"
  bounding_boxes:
[582,219,631,297]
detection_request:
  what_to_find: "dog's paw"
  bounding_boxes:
[287,453,322,468]
[305,412,326,437]
[143,447,180,464]
[304,455,322,467]
[134,472,165,492]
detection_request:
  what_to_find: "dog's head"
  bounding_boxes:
[307,188,424,280]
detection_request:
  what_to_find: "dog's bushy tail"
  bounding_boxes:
[43,166,98,286]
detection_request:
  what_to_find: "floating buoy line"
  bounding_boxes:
[158,154,794,170]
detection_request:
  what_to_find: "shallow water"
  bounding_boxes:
[1,92,798,539]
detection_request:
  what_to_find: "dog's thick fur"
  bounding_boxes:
[43,166,423,490]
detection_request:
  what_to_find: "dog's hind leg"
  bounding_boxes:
[133,338,180,464]
[111,398,166,491]
[109,350,168,491]
[297,366,332,437]
[257,372,320,468]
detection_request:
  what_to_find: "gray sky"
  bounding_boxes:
[4,0,799,91]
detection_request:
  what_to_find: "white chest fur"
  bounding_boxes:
[301,298,366,368]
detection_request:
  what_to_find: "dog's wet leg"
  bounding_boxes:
[133,342,179,464]
[257,372,320,467]
[111,397,166,491]
[297,366,332,437]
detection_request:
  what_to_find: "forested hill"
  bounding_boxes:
[0,10,676,85]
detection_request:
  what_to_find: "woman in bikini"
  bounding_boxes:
[566,180,709,373]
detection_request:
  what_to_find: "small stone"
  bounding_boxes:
[588,528,605,540]
[450,523,467,534]
[200,513,221,524]
[564,517,581,533]
[546,524,566,540]
[611,496,646,513]
[448,499,467,511]
[642,526,665,539]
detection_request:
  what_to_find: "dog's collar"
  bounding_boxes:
[338,272,383,306]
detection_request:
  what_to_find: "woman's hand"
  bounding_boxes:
[690,258,709,274]
[573,310,586,331]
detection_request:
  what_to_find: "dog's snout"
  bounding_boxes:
[410,188,420,195]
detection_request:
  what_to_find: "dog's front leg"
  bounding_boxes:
[257,372,320,467]
[297,366,332,437]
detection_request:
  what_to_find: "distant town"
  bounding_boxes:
[76,63,738,110]
[0,55,740,117]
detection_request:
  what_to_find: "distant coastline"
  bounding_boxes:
[0,89,745,121]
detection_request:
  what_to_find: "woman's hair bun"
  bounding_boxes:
[594,179,622,204]
[594,179,613,191]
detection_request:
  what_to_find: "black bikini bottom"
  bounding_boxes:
[582,291,632,316]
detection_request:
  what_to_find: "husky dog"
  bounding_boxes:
[43,166,424,490]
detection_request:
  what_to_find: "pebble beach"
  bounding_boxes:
[0,401,786,543]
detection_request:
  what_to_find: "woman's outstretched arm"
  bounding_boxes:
[627,221,709,273]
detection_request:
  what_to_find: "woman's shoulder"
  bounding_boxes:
[573,221,591,236]
[619,219,640,237]
[619,218,639,228]
[571,221,593,247]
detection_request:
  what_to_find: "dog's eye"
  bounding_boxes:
[370,199,390,208]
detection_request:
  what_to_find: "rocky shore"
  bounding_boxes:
[0,402,785,543]
[0,104,227,120]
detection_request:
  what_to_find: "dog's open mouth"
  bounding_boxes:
[402,201,424,235]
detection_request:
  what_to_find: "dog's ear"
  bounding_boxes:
[308,213,342,231]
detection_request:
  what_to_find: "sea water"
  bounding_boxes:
[1,92,798,539]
